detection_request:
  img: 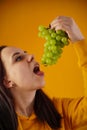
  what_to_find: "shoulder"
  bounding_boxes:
[52,96,87,121]
[52,97,87,128]
[52,96,87,110]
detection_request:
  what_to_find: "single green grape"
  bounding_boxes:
[56,35,62,41]
[49,39,56,45]
[56,30,67,37]
[46,52,53,58]
[48,28,55,33]
[42,29,49,36]
[61,37,69,45]
[50,45,57,52]
[51,32,57,38]
[56,30,63,35]
[44,47,49,53]
[38,25,46,31]
[45,35,51,40]
[57,41,65,48]
[46,58,52,65]
[44,42,50,47]
[52,55,58,60]
[58,48,63,54]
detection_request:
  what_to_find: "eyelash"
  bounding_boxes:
[15,55,24,62]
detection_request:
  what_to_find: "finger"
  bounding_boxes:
[50,22,63,29]
[55,24,64,31]
[51,20,70,31]
[58,16,71,20]
[50,16,73,27]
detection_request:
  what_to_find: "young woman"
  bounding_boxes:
[0,16,87,130]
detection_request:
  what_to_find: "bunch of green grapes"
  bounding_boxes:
[38,25,69,66]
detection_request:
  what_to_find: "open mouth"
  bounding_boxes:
[33,63,44,76]
[33,65,40,74]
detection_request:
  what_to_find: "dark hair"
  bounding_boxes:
[0,46,18,130]
[34,90,62,129]
[0,45,62,130]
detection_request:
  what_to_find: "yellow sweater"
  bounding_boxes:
[17,40,87,130]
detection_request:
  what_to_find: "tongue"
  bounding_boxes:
[36,71,44,76]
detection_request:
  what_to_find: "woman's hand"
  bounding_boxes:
[50,16,84,43]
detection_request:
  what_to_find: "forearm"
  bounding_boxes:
[73,39,87,67]
[73,39,87,96]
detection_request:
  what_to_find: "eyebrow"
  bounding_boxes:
[12,51,27,58]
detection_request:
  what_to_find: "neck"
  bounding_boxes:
[11,89,36,117]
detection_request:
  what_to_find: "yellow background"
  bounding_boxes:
[0,0,87,98]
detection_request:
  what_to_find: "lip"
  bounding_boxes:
[34,62,40,68]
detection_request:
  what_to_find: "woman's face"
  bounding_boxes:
[1,46,45,91]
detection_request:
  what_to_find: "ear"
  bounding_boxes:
[3,77,14,88]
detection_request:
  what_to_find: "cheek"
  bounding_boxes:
[9,67,33,86]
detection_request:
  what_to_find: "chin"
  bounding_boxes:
[36,81,45,89]
[41,80,46,87]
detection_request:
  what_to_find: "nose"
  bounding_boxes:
[27,54,34,63]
